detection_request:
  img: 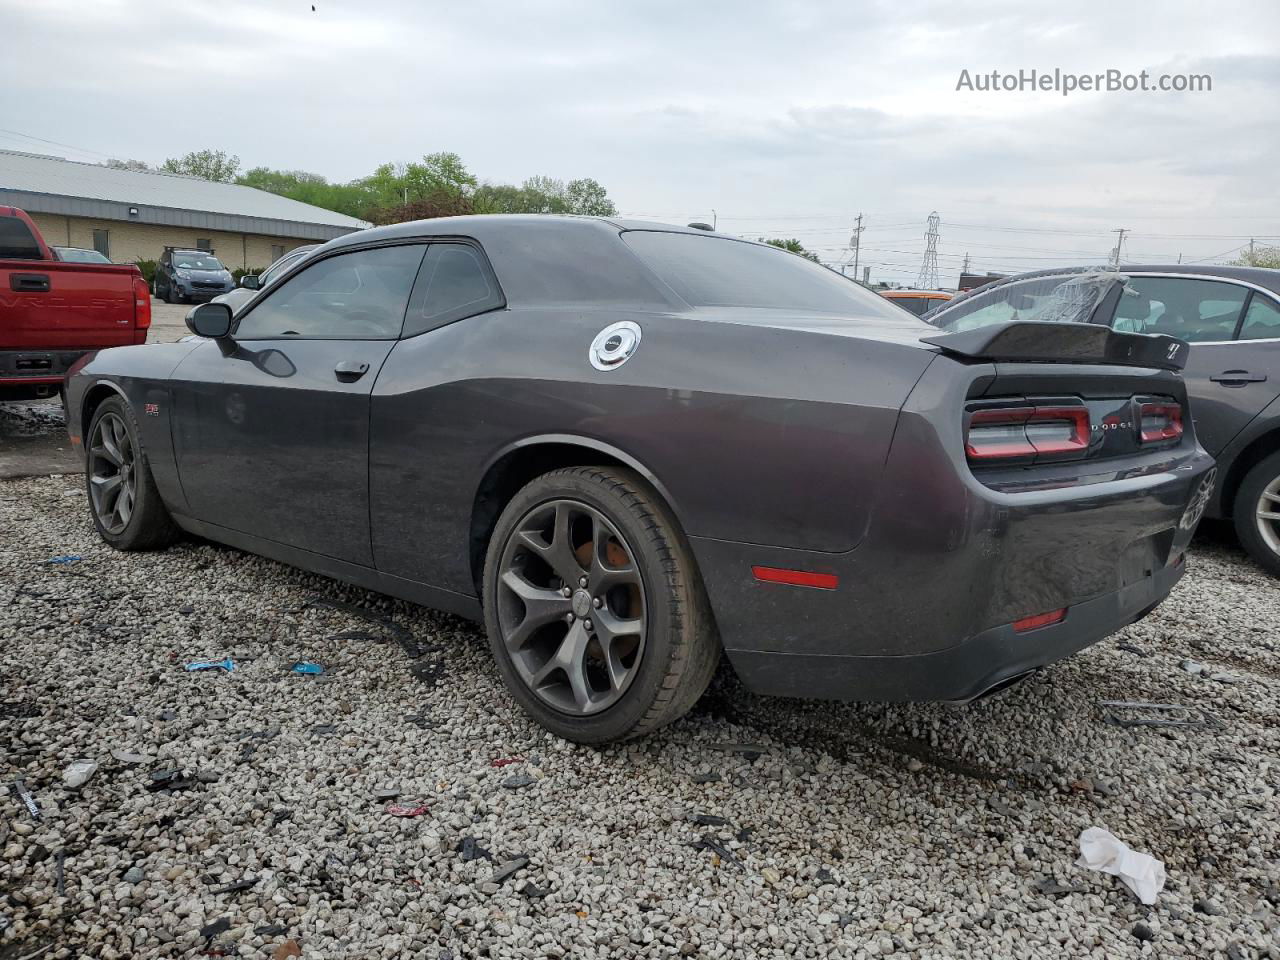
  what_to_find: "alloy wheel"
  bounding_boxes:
[88,412,137,535]
[496,498,647,716]
[1257,474,1280,557]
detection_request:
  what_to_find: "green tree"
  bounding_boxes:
[105,158,151,172]
[564,178,617,216]
[473,175,618,216]
[765,238,820,262]
[161,149,240,182]
[1233,245,1280,269]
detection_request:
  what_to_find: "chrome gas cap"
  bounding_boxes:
[589,321,642,371]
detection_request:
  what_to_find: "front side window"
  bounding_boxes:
[1113,277,1247,342]
[1239,294,1280,341]
[403,243,505,337]
[0,217,42,259]
[236,244,426,340]
[623,231,907,319]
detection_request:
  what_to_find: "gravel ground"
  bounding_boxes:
[1,477,1278,960]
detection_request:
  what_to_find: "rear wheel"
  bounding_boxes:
[1233,451,1280,577]
[483,466,719,744]
[86,396,180,551]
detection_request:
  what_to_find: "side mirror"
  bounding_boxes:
[239,274,260,290]
[185,302,233,339]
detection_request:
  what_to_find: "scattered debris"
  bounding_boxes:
[254,925,288,937]
[373,787,400,801]
[273,941,302,960]
[200,917,232,941]
[112,749,153,765]
[709,742,768,760]
[689,835,744,871]
[520,881,551,898]
[1076,827,1166,905]
[146,768,199,793]
[62,758,98,789]
[303,595,425,657]
[289,661,324,675]
[816,867,832,882]
[1098,701,1220,729]
[503,773,536,790]
[386,804,429,818]
[309,724,338,736]
[410,659,446,684]
[178,604,195,615]
[490,757,525,768]
[1117,641,1150,657]
[184,657,235,672]
[490,857,530,884]
[1180,659,1207,675]
[1132,922,1155,942]
[1032,876,1082,896]
[457,836,492,861]
[690,813,728,826]
[210,877,257,894]
[690,771,721,784]
[44,555,81,565]
[1209,672,1243,685]
[9,779,42,820]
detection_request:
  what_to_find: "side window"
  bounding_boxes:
[0,216,43,259]
[235,244,426,340]
[1113,277,1247,342]
[1239,294,1280,341]
[403,242,505,337]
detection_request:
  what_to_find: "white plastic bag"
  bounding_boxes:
[1076,827,1166,905]
[62,759,98,789]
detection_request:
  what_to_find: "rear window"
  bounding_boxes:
[623,231,907,318]
[0,216,43,260]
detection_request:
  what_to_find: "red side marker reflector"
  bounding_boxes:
[751,566,838,590]
[1013,608,1067,633]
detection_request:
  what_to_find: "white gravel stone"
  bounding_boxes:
[1,477,1278,959]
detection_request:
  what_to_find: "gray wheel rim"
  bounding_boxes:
[496,498,647,716]
[1257,474,1280,557]
[88,412,137,535]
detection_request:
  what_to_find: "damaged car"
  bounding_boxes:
[65,217,1215,742]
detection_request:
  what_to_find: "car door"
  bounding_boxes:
[170,242,427,566]
[1108,275,1279,455]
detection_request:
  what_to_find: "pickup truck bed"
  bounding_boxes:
[1,206,150,400]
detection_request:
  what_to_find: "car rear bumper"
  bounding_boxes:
[691,446,1216,702]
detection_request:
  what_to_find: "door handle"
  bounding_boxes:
[1210,369,1267,386]
[334,360,370,382]
[10,273,50,293]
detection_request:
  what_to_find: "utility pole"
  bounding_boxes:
[1110,227,1128,268]
[1249,238,1256,265]
[850,213,864,280]
[712,209,717,230]
[917,212,940,289]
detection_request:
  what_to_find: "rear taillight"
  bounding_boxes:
[1139,402,1182,444]
[132,276,151,344]
[1013,608,1067,633]
[966,405,1089,463]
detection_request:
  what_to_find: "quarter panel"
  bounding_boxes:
[369,307,934,594]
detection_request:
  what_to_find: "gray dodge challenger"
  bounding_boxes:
[65,216,1216,743]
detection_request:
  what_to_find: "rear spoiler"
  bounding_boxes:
[920,321,1189,372]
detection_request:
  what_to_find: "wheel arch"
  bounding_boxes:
[81,379,130,437]
[468,435,686,595]
[1218,426,1280,520]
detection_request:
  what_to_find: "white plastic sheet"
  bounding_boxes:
[1076,826,1166,905]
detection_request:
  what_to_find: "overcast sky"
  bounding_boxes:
[4,0,1278,283]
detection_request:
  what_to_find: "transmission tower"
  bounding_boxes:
[917,211,940,289]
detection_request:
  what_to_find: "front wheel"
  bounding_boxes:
[483,466,719,744]
[1234,451,1280,577]
[85,396,181,551]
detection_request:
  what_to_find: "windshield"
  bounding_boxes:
[929,273,1117,332]
[623,230,910,319]
[174,253,225,271]
[54,247,111,263]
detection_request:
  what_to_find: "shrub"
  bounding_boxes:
[134,258,157,286]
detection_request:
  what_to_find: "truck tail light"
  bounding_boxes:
[132,275,151,344]
[966,405,1089,462]
[1139,402,1182,444]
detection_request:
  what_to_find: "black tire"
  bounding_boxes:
[85,396,181,551]
[482,466,719,744]
[1233,451,1280,577]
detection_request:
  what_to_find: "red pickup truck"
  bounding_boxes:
[1,206,150,401]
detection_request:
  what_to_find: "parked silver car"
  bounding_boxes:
[214,244,319,313]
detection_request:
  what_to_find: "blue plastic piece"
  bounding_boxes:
[46,555,82,565]
[291,662,325,675]
[184,657,235,672]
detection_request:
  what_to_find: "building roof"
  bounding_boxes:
[0,150,367,242]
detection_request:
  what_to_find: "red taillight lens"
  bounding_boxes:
[1013,608,1067,633]
[966,405,1089,462]
[1139,402,1182,444]
[132,275,152,339]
